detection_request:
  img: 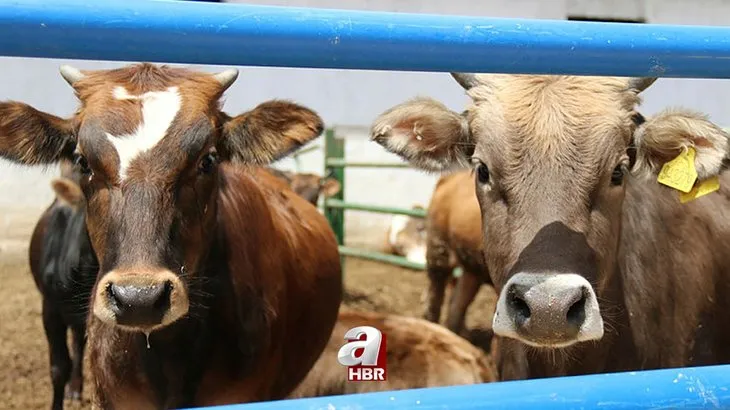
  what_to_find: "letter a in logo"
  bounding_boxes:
[337,326,387,381]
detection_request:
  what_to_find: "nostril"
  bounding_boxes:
[153,281,172,310]
[566,289,588,327]
[507,289,531,324]
[107,283,121,309]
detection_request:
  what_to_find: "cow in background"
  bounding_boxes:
[28,163,98,410]
[422,170,494,340]
[0,63,342,408]
[289,308,497,398]
[264,167,341,206]
[382,204,427,266]
[382,194,494,351]
[371,73,730,380]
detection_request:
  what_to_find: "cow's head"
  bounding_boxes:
[0,63,324,333]
[371,74,730,349]
[386,206,427,264]
[283,170,341,206]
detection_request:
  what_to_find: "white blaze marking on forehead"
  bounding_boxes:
[106,86,182,180]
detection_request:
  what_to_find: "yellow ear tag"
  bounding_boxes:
[657,147,698,193]
[679,176,720,204]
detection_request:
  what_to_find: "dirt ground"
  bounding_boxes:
[0,211,496,410]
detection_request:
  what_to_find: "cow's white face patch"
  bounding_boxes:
[388,214,410,246]
[107,86,181,180]
[405,245,426,265]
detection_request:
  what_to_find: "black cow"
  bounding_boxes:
[28,168,98,410]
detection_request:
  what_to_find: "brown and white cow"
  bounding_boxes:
[0,63,343,408]
[289,308,497,398]
[370,73,730,380]
[382,204,427,265]
[422,170,493,339]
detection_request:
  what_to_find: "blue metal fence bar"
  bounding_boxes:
[190,364,730,409]
[2,0,730,78]
[3,1,730,409]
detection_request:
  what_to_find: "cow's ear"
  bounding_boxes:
[633,109,730,181]
[221,100,324,165]
[51,177,84,209]
[0,102,75,165]
[321,178,341,198]
[370,97,474,172]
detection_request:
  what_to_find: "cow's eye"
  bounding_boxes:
[611,164,626,186]
[198,152,218,174]
[73,153,91,175]
[476,163,490,185]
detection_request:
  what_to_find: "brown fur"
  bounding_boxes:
[370,73,730,379]
[51,178,84,210]
[289,308,497,398]
[0,103,75,165]
[0,63,342,408]
[224,101,325,165]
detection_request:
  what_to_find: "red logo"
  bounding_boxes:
[337,326,387,381]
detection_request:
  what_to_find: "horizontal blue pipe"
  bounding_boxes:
[189,364,730,409]
[1,0,730,78]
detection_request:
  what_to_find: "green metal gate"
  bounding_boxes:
[322,128,427,272]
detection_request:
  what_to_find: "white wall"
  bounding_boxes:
[1,0,729,247]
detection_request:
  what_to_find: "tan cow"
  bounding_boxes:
[422,170,493,338]
[0,63,342,408]
[381,180,493,350]
[289,308,497,398]
[371,73,730,380]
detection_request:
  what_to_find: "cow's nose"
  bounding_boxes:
[107,281,172,327]
[493,273,603,347]
[508,280,587,330]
